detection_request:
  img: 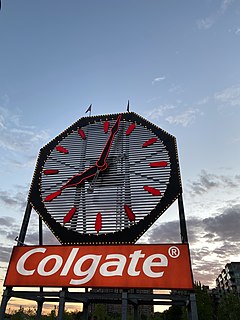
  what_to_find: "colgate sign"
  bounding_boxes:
[5,244,193,289]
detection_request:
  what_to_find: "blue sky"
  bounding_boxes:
[1,0,240,312]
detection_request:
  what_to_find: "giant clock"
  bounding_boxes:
[29,112,182,244]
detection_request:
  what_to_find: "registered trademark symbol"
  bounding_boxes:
[168,246,180,258]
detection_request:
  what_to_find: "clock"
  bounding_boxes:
[29,112,182,244]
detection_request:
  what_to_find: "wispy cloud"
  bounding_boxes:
[152,76,166,85]
[0,105,49,173]
[214,85,240,107]
[0,217,15,228]
[0,185,28,211]
[145,105,176,120]
[187,170,239,195]
[197,0,234,30]
[0,245,13,263]
[235,28,240,34]
[166,108,200,127]
[0,106,49,152]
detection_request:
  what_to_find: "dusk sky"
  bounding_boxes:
[1,0,240,312]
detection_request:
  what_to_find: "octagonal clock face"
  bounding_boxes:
[29,112,182,244]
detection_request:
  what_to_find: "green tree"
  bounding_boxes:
[217,293,240,320]
[161,305,183,320]
[195,283,214,320]
[93,304,108,320]
[11,306,26,320]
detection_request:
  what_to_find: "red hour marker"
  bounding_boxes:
[143,186,161,196]
[126,123,136,136]
[56,146,69,154]
[95,212,102,233]
[43,169,59,175]
[104,121,110,133]
[124,204,135,222]
[45,190,62,202]
[78,128,86,140]
[142,138,158,148]
[63,207,77,224]
[150,161,168,167]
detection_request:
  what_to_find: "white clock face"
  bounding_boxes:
[30,112,181,244]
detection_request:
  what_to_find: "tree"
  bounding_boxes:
[217,293,240,320]
[195,283,214,320]
[92,304,108,320]
[11,306,27,320]
[161,305,183,320]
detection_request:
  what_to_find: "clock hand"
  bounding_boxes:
[88,154,126,193]
[87,168,100,193]
[44,165,98,202]
[96,114,122,169]
[45,115,122,201]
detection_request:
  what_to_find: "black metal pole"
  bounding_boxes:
[18,201,32,245]
[178,194,188,244]
[39,215,43,245]
[122,290,128,320]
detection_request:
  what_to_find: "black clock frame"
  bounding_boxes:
[28,112,182,244]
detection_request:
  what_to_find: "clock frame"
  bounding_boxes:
[29,112,182,245]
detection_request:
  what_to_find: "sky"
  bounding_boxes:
[0,0,240,313]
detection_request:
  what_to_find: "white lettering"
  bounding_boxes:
[60,248,79,276]
[16,248,46,276]
[37,254,63,276]
[70,254,101,285]
[128,250,145,276]
[15,247,172,286]
[143,254,168,278]
[100,254,126,276]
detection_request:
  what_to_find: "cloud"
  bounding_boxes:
[203,205,240,242]
[145,203,240,286]
[25,229,60,245]
[196,0,233,30]
[197,17,215,30]
[0,106,49,153]
[187,170,239,195]
[0,245,13,263]
[0,210,60,249]
[214,85,240,107]
[145,103,201,127]
[0,188,27,211]
[152,76,166,84]
[166,108,200,127]
[145,105,176,120]
[0,216,15,227]
[10,156,38,168]
[235,28,240,34]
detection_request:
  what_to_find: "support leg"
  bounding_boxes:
[18,201,32,245]
[82,302,89,320]
[57,289,66,320]
[122,290,128,320]
[0,287,12,320]
[35,299,43,320]
[134,304,139,320]
[189,293,198,320]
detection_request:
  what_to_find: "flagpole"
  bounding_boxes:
[127,100,130,112]
[85,104,92,116]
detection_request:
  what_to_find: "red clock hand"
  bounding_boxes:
[96,114,122,169]
[44,165,98,202]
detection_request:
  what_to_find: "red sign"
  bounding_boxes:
[5,244,193,289]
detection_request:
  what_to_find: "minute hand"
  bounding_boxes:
[44,165,98,202]
[96,114,122,169]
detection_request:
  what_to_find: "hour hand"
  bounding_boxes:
[96,114,122,169]
[44,165,98,202]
